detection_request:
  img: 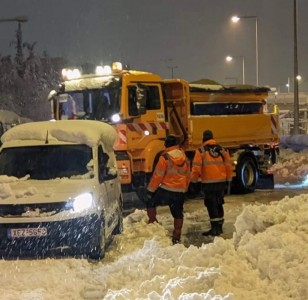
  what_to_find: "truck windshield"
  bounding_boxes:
[58,86,121,122]
[0,145,93,180]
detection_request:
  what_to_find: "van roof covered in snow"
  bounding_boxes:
[1,120,117,149]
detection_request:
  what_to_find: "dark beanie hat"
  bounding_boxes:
[164,135,177,148]
[203,130,213,142]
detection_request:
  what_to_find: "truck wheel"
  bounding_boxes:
[232,156,258,194]
[136,153,162,203]
[270,148,278,164]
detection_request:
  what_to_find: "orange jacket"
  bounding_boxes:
[191,139,233,184]
[147,146,190,193]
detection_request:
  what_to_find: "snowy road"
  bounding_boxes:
[124,187,308,248]
[0,187,307,299]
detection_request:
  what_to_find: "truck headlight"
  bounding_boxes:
[111,113,121,123]
[72,193,93,212]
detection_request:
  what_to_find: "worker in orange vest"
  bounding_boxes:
[146,135,190,244]
[191,130,233,236]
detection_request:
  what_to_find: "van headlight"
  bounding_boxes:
[71,193,93,212]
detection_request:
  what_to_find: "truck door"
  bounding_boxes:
[126,84,167,149]
[163,80,189,146]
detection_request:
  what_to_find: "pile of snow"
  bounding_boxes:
[0,194,307,299]
[280,134,308,152]
[271,148,308,186]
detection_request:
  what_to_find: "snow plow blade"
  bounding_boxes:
[256,174,274,190]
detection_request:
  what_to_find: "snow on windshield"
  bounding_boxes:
[1,119,117,165]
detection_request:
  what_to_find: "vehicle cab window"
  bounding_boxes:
[128,85,161,116]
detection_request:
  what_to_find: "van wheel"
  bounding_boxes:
[88,226,105,260]
[232,156,258,194]
[113,208,123,235]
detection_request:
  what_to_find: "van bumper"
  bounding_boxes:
[0,214,102,259]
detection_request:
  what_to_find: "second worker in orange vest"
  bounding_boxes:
[191,130,233,236]
[146,135,190,245]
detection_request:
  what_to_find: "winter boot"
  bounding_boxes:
[172,218,183,244]
[217,219,224,235]
[202,221,221,236]
[147,207,158,223]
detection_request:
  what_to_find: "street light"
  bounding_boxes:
[231,15,259,86]
[225,55,245,84]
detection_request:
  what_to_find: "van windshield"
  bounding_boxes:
[0,145,93,180]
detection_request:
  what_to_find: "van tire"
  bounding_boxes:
[113,210,123,235]
[88,225,105,260]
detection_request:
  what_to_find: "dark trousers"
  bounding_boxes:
[203,191,224,222]
[147,187,185,219]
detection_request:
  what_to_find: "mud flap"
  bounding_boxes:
[256,174,274,190]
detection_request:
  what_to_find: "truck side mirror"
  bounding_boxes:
[48,90,57,101]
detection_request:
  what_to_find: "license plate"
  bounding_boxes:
[8,227,48,238]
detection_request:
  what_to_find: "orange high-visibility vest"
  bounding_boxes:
[148,146,190,193]
[191,139,232,184]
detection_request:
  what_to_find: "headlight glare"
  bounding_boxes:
[72,193,93,212]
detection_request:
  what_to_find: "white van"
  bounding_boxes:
[0,120,123,259]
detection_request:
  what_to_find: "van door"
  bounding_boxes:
[98,145,118,235]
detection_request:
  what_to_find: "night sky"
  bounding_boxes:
[1,0,307,90]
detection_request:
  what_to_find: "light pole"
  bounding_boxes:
[231,15,259,86]
[226,55,245,84]
[167,65,178,79]
[163,58,178,79]
[0,16,28,65]
[293,0,299,134]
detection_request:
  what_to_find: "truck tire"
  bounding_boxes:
[232,155,258,194]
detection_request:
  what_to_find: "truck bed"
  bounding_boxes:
[188,113,279,148]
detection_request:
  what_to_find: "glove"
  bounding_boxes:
[146,191,154,202]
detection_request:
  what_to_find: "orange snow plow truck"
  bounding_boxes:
[48,62,279,199]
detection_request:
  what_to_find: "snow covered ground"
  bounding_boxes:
[0,148,307,300]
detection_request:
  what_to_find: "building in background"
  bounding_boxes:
[267,92,308,135]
